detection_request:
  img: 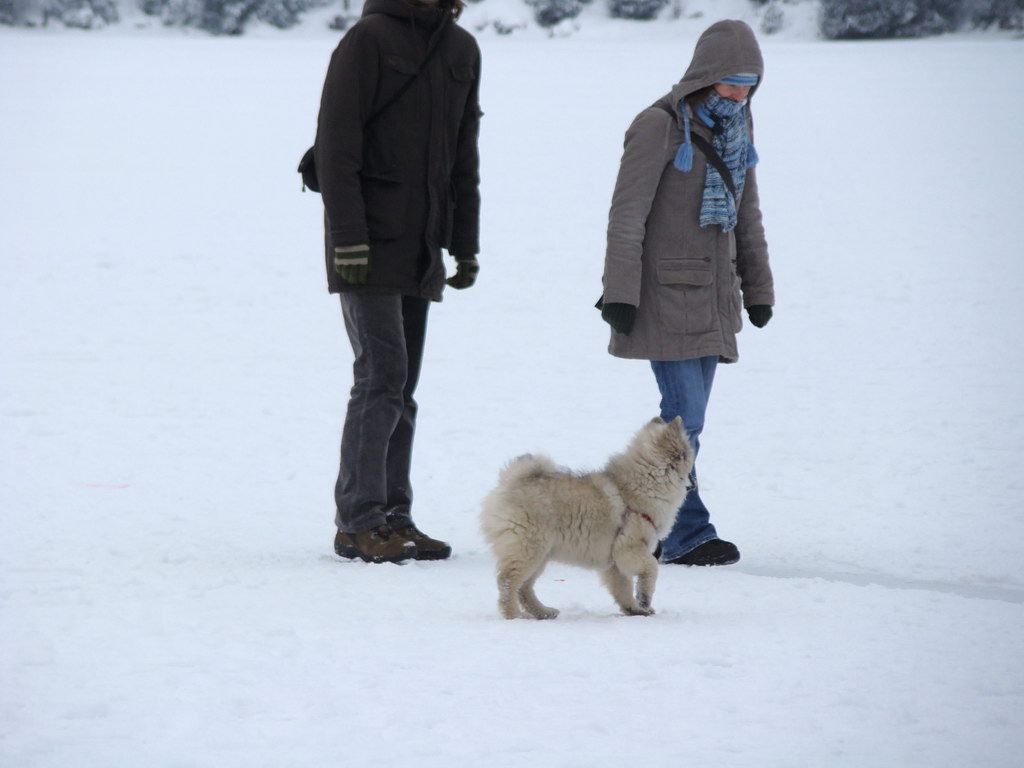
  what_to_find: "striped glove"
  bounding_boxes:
[334,245,370,285]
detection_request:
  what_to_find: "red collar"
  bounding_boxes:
[629,508,658,531]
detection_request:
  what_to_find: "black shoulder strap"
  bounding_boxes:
[300,17,451,192]
[366,16,451,127]
[688,132,736,200]
[655,102,736,200]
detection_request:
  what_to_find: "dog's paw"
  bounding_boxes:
[622,605,655,617]
[529,607,560,620]
[498,602,522,620]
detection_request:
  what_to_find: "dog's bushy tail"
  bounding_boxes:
[480,454,560,553]
[496,454,559,487]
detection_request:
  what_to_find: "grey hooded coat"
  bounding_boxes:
[601,20,774,363]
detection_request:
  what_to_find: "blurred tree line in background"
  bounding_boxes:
[1,0,1021,37]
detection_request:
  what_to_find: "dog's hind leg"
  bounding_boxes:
[517,564,559,620]
[496,563,524,619]
[497,550,557,619]
[602,565,649,616]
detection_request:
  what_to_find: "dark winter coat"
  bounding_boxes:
[601,20,774,362]
[314,0,482,300]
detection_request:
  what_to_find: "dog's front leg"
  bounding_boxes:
[602,565,648,616]
[635,557,658,615]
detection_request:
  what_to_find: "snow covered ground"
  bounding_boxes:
[2,18,1023,768]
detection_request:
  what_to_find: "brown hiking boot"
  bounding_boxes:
[390,524,452,561]
[334,525,417,564]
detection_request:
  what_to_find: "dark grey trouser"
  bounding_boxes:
[334,292,430,533]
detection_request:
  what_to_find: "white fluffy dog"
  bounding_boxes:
[480,417,694,619]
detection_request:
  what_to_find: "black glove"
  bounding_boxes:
[333,245,370,285]
[446,256,479,290]
[601,302,637,336]
[747,304,773,328]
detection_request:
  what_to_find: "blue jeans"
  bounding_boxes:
[651,356,720,561]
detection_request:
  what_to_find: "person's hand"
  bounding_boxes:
[601,302,637,335]
[333,245,370,284]
[747,304,773,328]
[447,256,479,290]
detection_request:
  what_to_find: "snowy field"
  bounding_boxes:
[2,15,1024,768]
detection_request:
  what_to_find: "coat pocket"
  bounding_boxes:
[360,167,407,241]
[655,258,715,334]
[446,64,476,116]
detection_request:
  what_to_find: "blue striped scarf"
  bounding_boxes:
[674,91,759,232]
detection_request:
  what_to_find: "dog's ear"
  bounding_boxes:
[649,416,664,426]
[671,415,684,431]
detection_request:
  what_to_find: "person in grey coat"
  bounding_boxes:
[599,19,775,566]
[315,0,482,564]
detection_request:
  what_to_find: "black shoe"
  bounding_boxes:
[653,541,663,560]
[334,525,417,564]
[665,539,740,566]
[390,524,452,561]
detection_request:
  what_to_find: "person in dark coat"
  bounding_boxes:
[600,20,774,567]
[315,0,482,564]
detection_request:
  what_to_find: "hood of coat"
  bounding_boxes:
[362,0,447,28]
[662,20,764,119]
